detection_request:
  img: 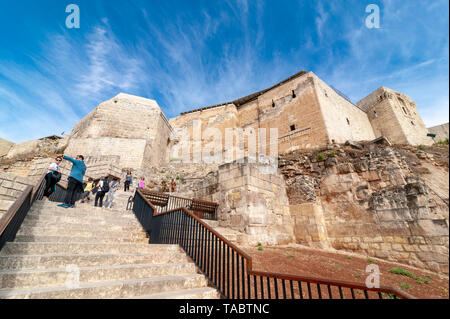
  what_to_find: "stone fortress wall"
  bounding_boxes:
[65,93,173,170]
[169,71,431,164]
[357,87,433,146]
[1,70,447,274]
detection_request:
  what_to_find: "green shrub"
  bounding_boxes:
[257,242,263,251]
[367,258,375,263]
[390,268,429,284]
[317,153,325,161]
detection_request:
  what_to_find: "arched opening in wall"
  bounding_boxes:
[292,90,296,98]
[272,100,275,108]
[346,118,350,125]
[411,121,415,126]
[290,124,296,132]
[167,138,171,146]
[402,107,407,115]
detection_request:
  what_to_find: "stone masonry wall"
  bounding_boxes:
[0,172,33,220]
[312,73,376,144]
[189,161,295,246]
[66,93,172,169]
[238,72,330,154]
[64,137,147,170]
[358,87,433,146]
[279,143,449,274]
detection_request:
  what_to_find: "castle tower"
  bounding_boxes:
[64,93,173,170]
[357,87,433,146]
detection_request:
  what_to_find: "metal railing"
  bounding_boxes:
[140,189,218,221]
[0,173,46,251]
[133,189,414,300]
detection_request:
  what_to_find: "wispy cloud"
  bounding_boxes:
[0,0,448,143]
[0,19,148,142]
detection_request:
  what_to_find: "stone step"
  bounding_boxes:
[0,243,179,256]
[13,234,148,244]
[21,216,141,229]
[21,220,139,232]
[129,287,220,299]
[0,274,210,299]
[0,252,191,271]
[24,212,140,225]
[16,226,146,239]
[32,200,133,213]
[30,204,136,219]
[0,262,198,290]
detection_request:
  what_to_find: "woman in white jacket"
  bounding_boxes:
[104,178,119,209]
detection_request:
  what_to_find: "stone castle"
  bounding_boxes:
[49,70,434,171]
[1,70,448,274]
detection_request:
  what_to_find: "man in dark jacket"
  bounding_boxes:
[56,155,87,208]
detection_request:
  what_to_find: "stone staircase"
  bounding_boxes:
[0,191,219,299]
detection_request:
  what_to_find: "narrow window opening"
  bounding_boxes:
[411,121,415,126]
[290,125,296,132]
[272,100,275,108]
[402,107,407,115]
[292,90,296,98]
[346,118,350,125]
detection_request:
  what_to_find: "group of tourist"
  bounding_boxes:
[42,154,139,209]
[80,175,120,209]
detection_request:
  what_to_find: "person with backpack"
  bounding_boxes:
[94,176,109,207]
[42,156,62,200]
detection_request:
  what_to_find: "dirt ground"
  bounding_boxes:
[242,245,449,299]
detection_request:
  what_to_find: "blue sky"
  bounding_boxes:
[0,0,448,143]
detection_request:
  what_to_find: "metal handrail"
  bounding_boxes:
[0,172,47,251]
[140,189,218,220]
[133,189,415,299]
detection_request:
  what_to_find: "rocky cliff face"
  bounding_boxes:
[279,143,449,274]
